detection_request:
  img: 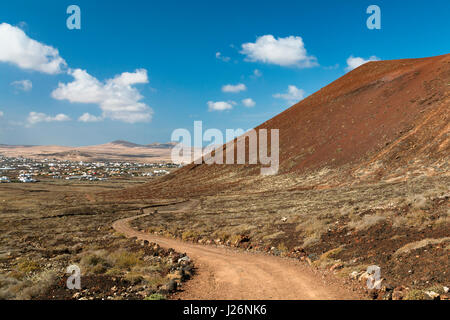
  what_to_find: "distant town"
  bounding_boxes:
[0,155,182,183]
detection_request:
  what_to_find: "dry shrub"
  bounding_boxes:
[405,289,431,300]
[393,237,450,256]
[403,210,432,227]
[0,275,20,299]
[296,215,333,247]
[302,235,320,247]
[0,269,57,300]
[348,214,386,231]
[80,250,111,274]
[313,247,344,268]
[110,251,142,270]
[392,216,408,228]
[124,272,144,285]
[181,230,201,241]
[143,274,166,290]
[18,269,57,299]
[409,194,430,210]
[17,259,41,275]
[262,231,285,241]
[277,242,288,253]
[339,205,356,217]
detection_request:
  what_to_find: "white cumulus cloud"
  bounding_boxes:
[273,85,306,105]
[27,112,71,126]
[253,69,262,77]
[222,83,247,93]
[51,68,153,123]
[11,79,32,92]
[345,55,380,71]
[0,111,3,117]
[242,98,255,107]
[78,113,103,123]
[240,35,317,68]
[216,52,230,62]
[207,101,235,112]
[0,23,67,74]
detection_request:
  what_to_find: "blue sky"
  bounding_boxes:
[0,0,448,146]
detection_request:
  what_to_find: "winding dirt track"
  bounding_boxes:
[112,200,361,300]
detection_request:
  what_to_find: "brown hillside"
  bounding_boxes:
[108,54,449,201]
[262,53,449,173]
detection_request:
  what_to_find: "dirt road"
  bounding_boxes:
[112,200,361,300]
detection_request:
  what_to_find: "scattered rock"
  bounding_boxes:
[168,279,177,292]
[424,291,440,300]
[392,286,407,300]
[182,265,194,279]
[368,289,379,300]
[330,262,344,271]
[234,235,250,247]
[358,271,370,282]
[178,255,190,264]
[307,253,317,261]
[167,271,183,282]
[72,292,81,299]
[137,291,147,298]
[289,247,307,259]
[271,248,281,256]
[305,257,312,266]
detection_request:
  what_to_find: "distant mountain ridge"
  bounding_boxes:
[1,140,176,149]
[107,140,177,149]
[109,140,145,148]
[0,140,178,163]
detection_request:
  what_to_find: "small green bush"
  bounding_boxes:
[145,293,166,300]
[405,289,431,300]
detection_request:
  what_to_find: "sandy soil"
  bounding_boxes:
[112,200,362,300]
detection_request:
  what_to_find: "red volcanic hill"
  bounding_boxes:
[265,54,449,172]
[110,54,449,200]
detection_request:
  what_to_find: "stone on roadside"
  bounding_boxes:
[168,279,177,292]
[178,255,190,264]
[424,291,440,300]
[392,286,407,300]
[72,292,81,299]
[358,271,370,282]
[330,262,344,271]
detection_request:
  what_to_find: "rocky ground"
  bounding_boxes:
[0,179,194,300]
[35,238,194,300]
[130,174,449,300]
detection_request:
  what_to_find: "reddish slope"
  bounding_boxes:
[257,53,449,173]
[109,54,449,200]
